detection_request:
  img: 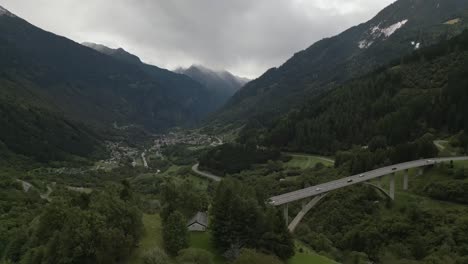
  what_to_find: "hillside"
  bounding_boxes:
[0,78,102,164]
[82,43,222,116]
[211,0,468,128]
[239,29,468,156]
[0,7,215,133]
[176,65,249,109]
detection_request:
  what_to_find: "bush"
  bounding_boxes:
[176,248,214,264]
[233,249,283,264]
[162,211,189,256]
[143,247,170,264]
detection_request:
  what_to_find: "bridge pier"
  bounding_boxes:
[403,170,408,190]
[283,204,289,226]
[418,168,423,176]
[389,173,395,200]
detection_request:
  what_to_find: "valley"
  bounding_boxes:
[2,1,468,264]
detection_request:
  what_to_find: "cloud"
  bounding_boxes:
[0,0,395,78]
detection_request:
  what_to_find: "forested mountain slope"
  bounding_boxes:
[0,7,214,132]
[240,30,468,155]
[0,78,102,164]
[212,0,468,127]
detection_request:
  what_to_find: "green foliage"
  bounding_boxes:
[162,211,189,256]
[142,247,170,264]
[334,134,438,174]
[199,143,281,175]
[0,91,103,164]
[211,178,294,260]
[176,248,215,264]
[423,181,468,204]
[2,183,143,264]
[233,249,283,264]
[160,179,209,221]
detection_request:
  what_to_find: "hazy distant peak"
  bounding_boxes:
[180,65,250,84]
[176,64,250,109]
[0,5,16,17]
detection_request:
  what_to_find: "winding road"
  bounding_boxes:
[191,163,221,182]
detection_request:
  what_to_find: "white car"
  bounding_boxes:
[316,188,322,192]
[359,174,365,178]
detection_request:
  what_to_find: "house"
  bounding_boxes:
[187,212,208,232]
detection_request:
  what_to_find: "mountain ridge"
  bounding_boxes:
[176,64,250,110]
[211,0,468,128]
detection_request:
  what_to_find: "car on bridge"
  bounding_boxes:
[359,174,365,178]
[315,188,322,191]
[347,179,353,183]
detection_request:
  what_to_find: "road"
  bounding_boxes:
[141,152,148,168]
[434,141,446,150]
[269,156,468,206]
[17,179,32,192]
[191,163,222,182]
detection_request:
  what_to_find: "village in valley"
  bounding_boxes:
[96,131,224,171]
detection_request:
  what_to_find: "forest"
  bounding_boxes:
[238,30,468,156]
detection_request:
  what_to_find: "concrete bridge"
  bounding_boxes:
[269,157,468,232]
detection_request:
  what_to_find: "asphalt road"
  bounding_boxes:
[269,156,468,206]
[192,163,222,182]
[141,152,148,168]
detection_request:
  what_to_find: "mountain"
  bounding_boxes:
[176,65,249,109]
[0,6,217,163]
[81,42,142,65]
[82,42,222,115]
[212,0,468,127]
[0,7,217,131]
[240,29,468,156]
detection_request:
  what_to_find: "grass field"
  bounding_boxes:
[127,214,164,264]
[434,140,461,156]
[127,214,336,264]
[189,232,225,264]
[288,241,337,264]
[285,153,334,169]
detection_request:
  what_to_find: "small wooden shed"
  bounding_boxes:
[187,212,208,232]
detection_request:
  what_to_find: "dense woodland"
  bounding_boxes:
[239,30,468,156]
[198,143,281,175]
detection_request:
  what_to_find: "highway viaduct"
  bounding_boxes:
[268,157,468,232]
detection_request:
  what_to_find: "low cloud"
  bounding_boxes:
[0,0,394,78]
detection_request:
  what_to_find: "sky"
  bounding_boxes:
[0,0,395,79]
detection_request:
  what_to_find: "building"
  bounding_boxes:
[187,212,208,232]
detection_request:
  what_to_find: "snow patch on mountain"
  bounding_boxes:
[380,19,409,37]
[358,40,374,49]
[358,19,409,49]
[0,6,16,17]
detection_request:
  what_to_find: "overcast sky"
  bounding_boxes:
[0,0,394,78]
